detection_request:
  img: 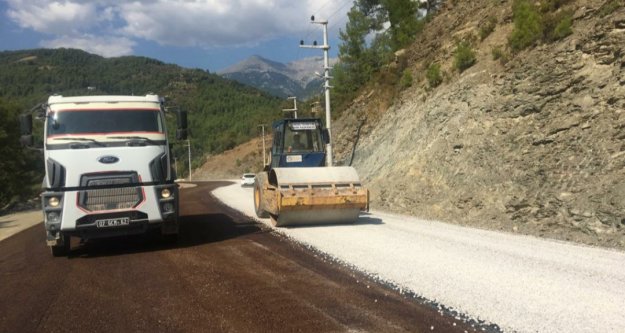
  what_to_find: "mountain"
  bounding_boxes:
[219,55,338,100]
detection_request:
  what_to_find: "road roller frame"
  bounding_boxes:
[254,118,369,226]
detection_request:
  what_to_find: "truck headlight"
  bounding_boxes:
[161,188,171,199]
[47,211,60,223]
[162,202,174,213]
[48,197,60,207]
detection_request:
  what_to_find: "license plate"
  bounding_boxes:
[95,217,130,228]
[286,155,302,163]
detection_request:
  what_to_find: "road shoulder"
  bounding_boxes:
[0,210,42,242]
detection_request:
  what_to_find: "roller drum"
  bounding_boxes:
[269,166,368,227]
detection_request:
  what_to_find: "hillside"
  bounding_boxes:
[219,55,338,99]
[200,0,625,250]
[0,48,283,209]
[193,135,270,180]
[0,48,283,164]
[332,0,625,249]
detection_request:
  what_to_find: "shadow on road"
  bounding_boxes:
[355,216,384,225]
[70,210,265,259]
[0,220,17,229]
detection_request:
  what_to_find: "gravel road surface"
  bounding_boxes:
[0,181,470,332]
[213,182,625,333]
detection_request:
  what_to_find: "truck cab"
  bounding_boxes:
[20,94,188,256]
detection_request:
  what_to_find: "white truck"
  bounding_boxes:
[20,94,188,256]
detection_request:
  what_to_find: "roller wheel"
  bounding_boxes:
[254,180,269,218]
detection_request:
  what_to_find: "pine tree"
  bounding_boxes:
[338,5,375,91]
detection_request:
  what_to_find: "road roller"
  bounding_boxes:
[254,118,368,226]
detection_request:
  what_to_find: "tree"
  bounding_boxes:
[419,0,444,16]
[338,6,376,91]
[0,98,41,208]
[383,0,422,49]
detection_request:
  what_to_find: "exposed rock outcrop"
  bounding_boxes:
[333,0,625,248]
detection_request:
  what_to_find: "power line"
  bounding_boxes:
[326,0,353,22]
[297,0,353,61]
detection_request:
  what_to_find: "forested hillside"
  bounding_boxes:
[0,48,283,209]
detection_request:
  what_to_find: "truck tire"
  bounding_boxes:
[50,232,70,257]
[254,177,269,218]
[162,233,178,245]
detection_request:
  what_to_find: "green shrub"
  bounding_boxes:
[509,0,543,52]
[598,0,622,17]
[479,16,498,41]
[400,69,413,88]
[545,11,573,41]
[453,42,477,72]
[426,63,443,88]
[491,46,504,60]
[491,46,510,64]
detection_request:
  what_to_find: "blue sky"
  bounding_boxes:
[0,0,352,71]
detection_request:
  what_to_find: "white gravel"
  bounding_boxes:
[212,182,625,333]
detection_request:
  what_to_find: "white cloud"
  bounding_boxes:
[6,0,102,35]
[4,0,352,49]
[40,35,136,57]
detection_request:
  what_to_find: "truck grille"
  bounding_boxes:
[79,173,143,211]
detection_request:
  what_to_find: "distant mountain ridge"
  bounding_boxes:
[219,55,338,100]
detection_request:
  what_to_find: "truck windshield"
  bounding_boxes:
[47,109,163,136]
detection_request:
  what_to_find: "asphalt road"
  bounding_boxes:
[0,181,471,333]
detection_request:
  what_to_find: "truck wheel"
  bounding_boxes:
[162,233,178,244]
[254,180,269,218]
[50,233,70,257]
[161,220,179,245]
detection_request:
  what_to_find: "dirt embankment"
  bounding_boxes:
[194,136,270,180]
[333,0,625,249]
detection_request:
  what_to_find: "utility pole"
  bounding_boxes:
[282,96,298,119]
[300,16,333,166]
[258,124,267,166]
[187,139,192,181]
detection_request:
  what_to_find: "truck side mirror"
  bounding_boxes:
[19,114,34,147]
[177,110,188,130]
[321,129,330,144]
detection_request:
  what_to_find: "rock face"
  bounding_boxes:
[333,0,625,248]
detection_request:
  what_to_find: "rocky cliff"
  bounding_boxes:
[333,0,625,248]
